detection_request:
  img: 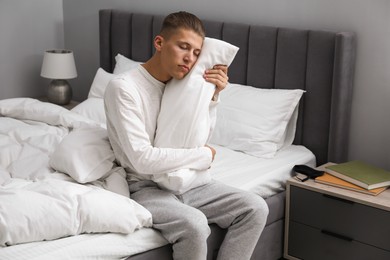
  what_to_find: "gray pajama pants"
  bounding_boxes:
[129,179,269,260]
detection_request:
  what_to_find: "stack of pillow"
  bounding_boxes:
[73,52,304,159]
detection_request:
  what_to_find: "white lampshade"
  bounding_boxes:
[41,49,77,105]
[41,49,77,79]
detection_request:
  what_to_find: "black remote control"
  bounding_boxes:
[293,165,324,179]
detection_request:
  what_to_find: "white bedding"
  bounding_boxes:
[210,144,316,198]
[0,97,315,258]
[0,98,158,256]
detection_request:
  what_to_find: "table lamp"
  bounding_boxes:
[40,49,77,105]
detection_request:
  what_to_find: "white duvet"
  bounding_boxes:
[0,98,153,247]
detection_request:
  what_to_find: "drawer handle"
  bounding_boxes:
[322,194,354,205]
[321,229,353,242]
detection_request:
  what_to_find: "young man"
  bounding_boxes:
[104,11,268,260]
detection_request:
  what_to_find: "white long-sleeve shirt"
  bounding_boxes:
[104,66,214,182]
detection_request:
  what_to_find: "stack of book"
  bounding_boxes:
[315,161,390,196]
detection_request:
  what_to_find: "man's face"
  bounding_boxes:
[159,28,203,80]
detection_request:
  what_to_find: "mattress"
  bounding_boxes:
[0,228,168,260]
[210,144,316,198]
[0,143,314,259]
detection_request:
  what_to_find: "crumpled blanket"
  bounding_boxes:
[0,98,152,246]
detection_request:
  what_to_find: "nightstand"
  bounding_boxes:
[284,165,390,260]
[38,97,79,110]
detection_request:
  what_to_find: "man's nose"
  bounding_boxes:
[184,52,195,63]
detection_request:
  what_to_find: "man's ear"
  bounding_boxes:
[154,35,164,51]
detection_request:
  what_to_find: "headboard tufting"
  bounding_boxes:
[99,9,356,165]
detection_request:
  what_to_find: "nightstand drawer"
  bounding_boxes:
[288,221,390,260]
[290,186,390,251]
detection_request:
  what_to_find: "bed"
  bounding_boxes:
[0,8,355,260]
[98,9,356,260]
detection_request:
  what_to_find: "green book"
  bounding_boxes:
[325,161,390,190]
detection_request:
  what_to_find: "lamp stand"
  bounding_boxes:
[47,79,72,105]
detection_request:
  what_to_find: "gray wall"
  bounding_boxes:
[1,0,389,171]
[0,0,64,99]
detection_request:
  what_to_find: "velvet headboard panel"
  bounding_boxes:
[99,9,356,165]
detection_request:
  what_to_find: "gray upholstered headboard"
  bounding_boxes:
[99,9,356,165]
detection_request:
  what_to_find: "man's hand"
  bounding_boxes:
[204,65,229,100]
[205,144,216,161]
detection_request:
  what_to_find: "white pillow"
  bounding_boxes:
[155,37,239,148]
[88,54,141,98]
[113,53,142,74]
[153,37,239,193]
[283,104,299,149]
[49,127,115,183]
[87,54,141,102]
[88,68,116,99]
[209,83,304,158]
[72,98,106,125]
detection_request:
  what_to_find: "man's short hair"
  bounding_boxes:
[160,11,205,39]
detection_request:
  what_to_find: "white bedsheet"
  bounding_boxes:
[210,144,316,198]
[0,228,167,260]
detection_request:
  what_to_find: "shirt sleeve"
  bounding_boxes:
[104,79,212,176]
